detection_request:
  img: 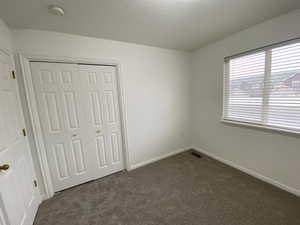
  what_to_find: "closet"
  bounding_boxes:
[30,62,124,191]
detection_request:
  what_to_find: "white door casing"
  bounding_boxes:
[30,62,124,192]
[0,50,41,225]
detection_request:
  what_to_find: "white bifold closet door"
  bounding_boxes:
[30,62,124,192]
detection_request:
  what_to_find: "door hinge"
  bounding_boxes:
[34,180,38,187]
[22,128,26,136]
[12,70,16,79]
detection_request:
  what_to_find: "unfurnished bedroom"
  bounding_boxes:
[0,1,300,225]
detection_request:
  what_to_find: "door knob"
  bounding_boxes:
[0,164,10,171]
[96,130,101,134]
[72,134,77,137]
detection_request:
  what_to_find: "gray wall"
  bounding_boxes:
[192,9,300,194]
[0,19,11,51]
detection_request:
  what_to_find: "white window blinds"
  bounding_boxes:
[223,40,300,134]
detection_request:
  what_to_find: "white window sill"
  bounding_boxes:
[221,119,300,136]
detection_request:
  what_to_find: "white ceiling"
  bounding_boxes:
[1,0,300,51]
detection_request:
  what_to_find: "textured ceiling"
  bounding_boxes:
[0,0,300,51]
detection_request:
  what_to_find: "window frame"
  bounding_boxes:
[222,38,300,135]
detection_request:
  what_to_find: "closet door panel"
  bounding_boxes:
[30,62,94,191]
[79,65,124,178]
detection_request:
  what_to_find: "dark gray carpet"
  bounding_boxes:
[34,151,300,225]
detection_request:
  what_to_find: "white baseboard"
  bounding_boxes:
[192,146,300,197]
[128,147,190,171]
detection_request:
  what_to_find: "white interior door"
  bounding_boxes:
[0,51,41,225]
[30,62,124,192]
[79,65,124,179]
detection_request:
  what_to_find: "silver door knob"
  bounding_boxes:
[72,134,77,137]
[96,130,101,134]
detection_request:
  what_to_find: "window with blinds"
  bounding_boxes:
[223,40,300,134]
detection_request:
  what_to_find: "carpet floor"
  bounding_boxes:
[34,151,300,225]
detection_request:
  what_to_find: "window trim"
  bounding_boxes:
[224,37,300,62]
[221,118,300,135]
[222,38,300,135]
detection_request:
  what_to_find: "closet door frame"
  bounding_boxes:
[16,54,130,199]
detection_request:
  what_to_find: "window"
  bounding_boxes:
[223,40,300,133]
